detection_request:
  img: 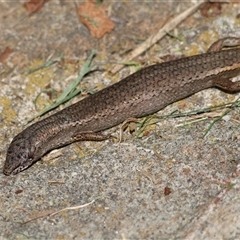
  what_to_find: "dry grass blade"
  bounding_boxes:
[22,199,96,224]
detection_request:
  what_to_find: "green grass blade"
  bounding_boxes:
[27,49,96,124]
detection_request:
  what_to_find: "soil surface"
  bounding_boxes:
[1,2,240,239]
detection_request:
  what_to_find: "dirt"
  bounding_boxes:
[1,1,240,239]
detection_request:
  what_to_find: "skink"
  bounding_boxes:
[3,38,240,175]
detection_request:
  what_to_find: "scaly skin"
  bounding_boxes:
[4,45,240,175]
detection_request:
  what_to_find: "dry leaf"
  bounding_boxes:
[164,187,172,196]
[0,47,13,63]
[15,189,23,194]
[201,2,223,17]
[77,0,115,38]
[24,0,48,15]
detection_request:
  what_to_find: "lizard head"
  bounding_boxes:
[3,135,36,176]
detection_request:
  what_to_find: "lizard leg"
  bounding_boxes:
[208,37,240,52]
[214,78,240,93]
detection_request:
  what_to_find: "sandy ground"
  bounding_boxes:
[1,1,240,239]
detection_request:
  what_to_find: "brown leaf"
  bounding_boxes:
[164,187,172,196]
[15,189,23,194]
[200,2,223,17]
[0,47,13,63]
[77,0,115,39]
[23,0,48,15]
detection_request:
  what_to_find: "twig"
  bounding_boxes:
[50,199,96,217]
[111,2,205,74]
[22,199,96,224]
